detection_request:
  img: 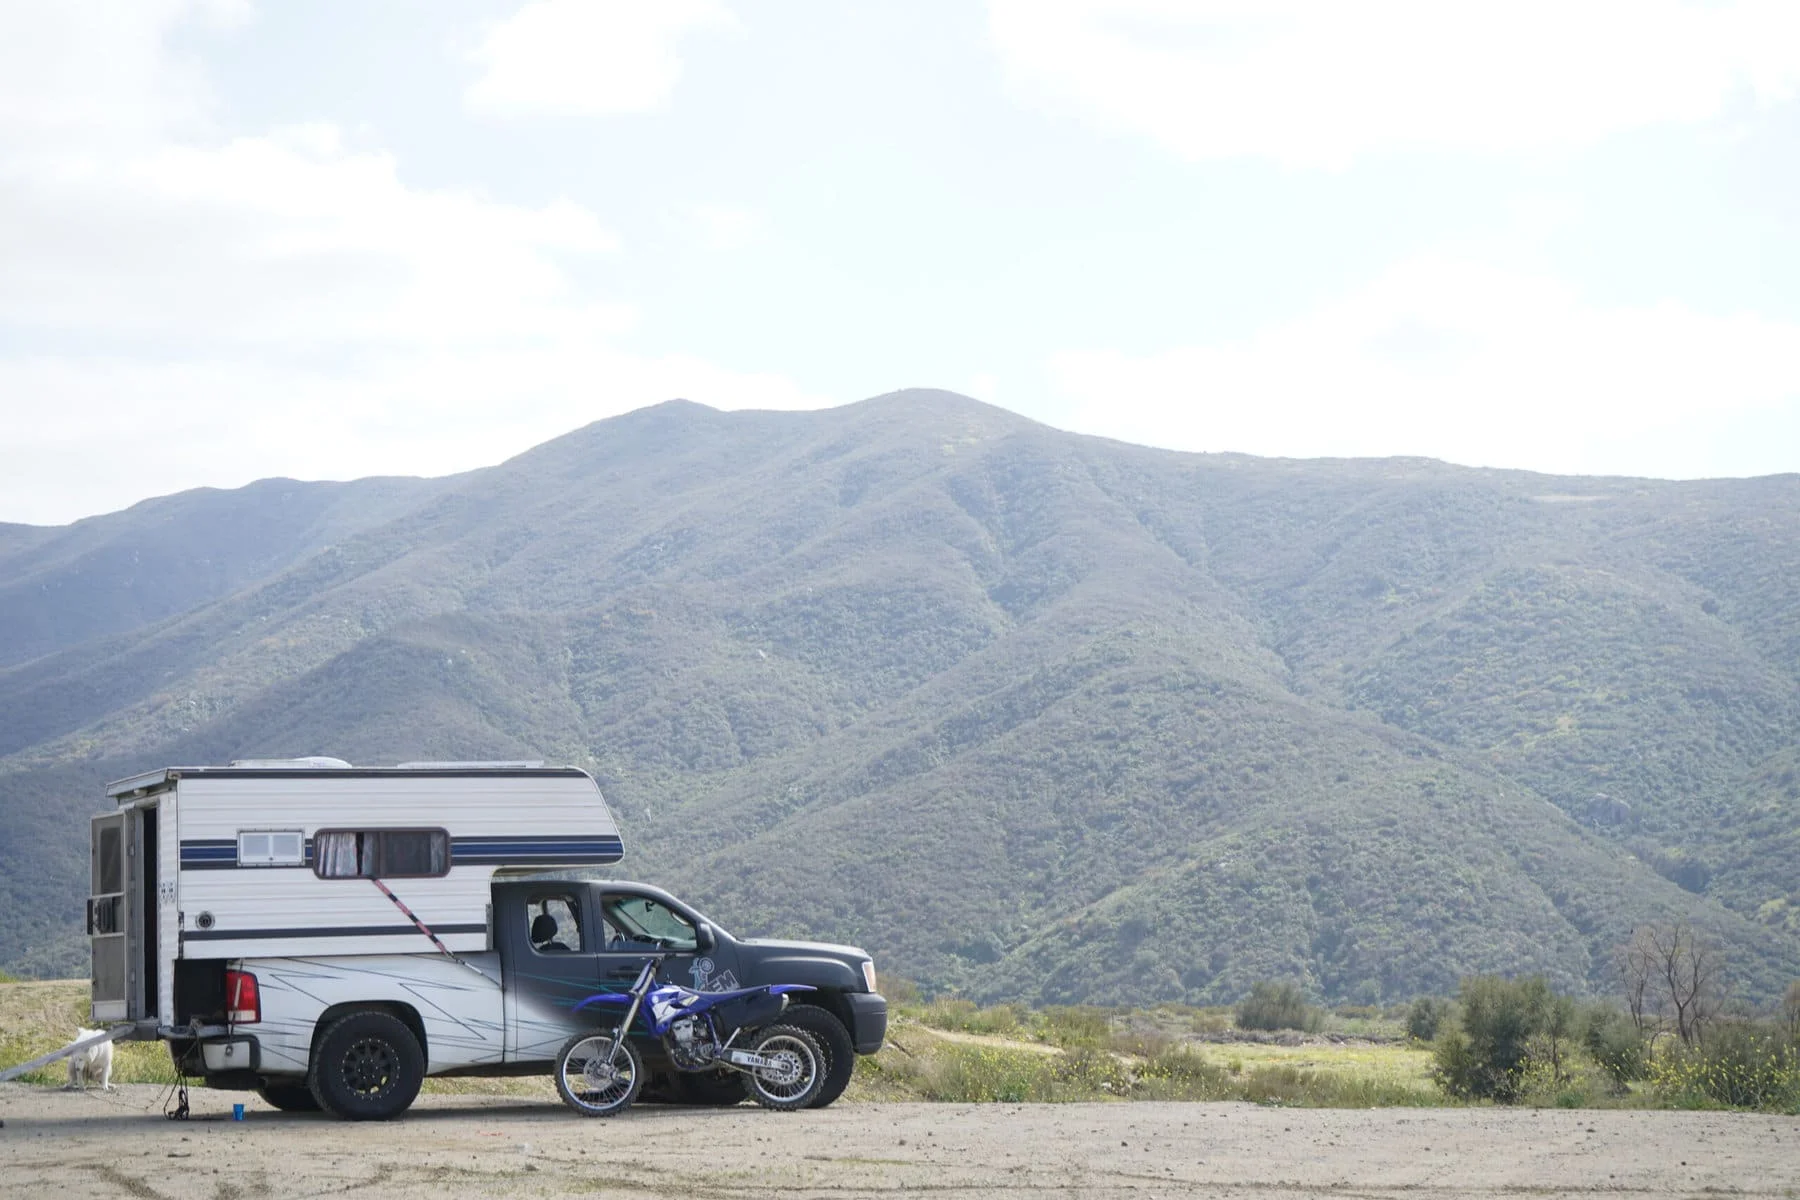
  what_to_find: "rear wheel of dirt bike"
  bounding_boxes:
[743,1024,826,1111]
[781,1004,856,1108]
[257,1079,321,1112]
[555,1032,644,1117]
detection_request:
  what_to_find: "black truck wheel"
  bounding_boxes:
[782,1004,856,1108]
[308,1011,425,1121]
[257,1079,321,1112]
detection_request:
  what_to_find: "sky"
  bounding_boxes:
[2,0,1799,526]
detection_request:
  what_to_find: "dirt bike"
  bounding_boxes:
[553,954,826,1116]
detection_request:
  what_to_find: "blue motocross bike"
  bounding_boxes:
[554,955,825,1116]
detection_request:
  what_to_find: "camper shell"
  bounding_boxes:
[88,760,885,1118]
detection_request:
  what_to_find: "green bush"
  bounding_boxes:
[1406,996,1453,1042]
[1052,1046,1132,1097]
[915,996,1024,1037]
[881,974,922,1006]
[1190,1008,1230,1035]
[1137,1045,1228,1091]
[1581,1003,1648,1091]
[1040,1006,1111,1048]
[1237,981,1322,1033]
[1433,975,1552,1102]
[903,1043,1055,1103]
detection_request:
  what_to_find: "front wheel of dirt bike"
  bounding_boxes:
[554,1032,644,1117]
[744,1024,826,1111]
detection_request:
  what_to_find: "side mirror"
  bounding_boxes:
[694,922,716,953]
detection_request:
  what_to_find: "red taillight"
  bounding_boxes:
[225,969,261,1024]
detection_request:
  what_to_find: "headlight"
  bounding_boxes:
[861,959,877,992]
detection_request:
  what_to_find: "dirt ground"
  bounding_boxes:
[3,1082,1796,1199]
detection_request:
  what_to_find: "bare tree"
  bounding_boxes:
[1618,922,1724,1045]
[1783,980,1800,1043]
[1618,935,1657,1037]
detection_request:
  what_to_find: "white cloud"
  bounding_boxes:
[677,203,766,252]
[0,1,823,526]
[1046,256,1800,479]
[1,349,824,525]
[965,372,1000,406]
[466,0,738,119]
[989,0,1800,167]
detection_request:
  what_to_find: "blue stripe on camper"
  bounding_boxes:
[451,835,623,865]
[179,840,238,869]
[177,834,623,870]
[183,922,489,942]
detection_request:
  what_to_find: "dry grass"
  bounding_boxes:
[1,979,560,1098]
[849,1015,1440,1106]
[0,980,176,1086]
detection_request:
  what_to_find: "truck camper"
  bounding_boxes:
[87,759,885,1118]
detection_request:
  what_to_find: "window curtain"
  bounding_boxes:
[316,831,364,877]
[316,830,446,877]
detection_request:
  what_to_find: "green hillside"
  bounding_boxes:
[1,392,1796,1003]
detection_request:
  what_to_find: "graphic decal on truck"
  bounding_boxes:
[689,956,741,993]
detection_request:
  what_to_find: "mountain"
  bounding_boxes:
[2,391,1797,1004]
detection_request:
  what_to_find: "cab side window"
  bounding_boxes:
[602,894,697,952]
[527,894,583,954]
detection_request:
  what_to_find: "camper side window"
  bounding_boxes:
[313,829,450,879]
[527,895,583,953]
[237,830,305,867]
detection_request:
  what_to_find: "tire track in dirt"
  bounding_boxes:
[5,1085,1796,1199]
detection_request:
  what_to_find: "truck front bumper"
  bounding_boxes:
[846,992,888,1054]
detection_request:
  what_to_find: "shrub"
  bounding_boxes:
[914,1044,1054,1103]
[1190,1009,1230,1036]
[1051,1046,1132,1097]
[1040,1006,1111,1048]
[1650,1020,1800,1111]
[1406,996,1453,1043]
[1107,1028,1177,1058]
[1581,1003,1647,1091]
[915,996,1023,1037]
[1237,981,1322,1033]
[1433,975,1551,1102]
[1131,1049,1230,1101]
[881,974,922,1006]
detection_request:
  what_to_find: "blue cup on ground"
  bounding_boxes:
[232,1103,245,1121]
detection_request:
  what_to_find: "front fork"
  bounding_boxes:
[599,960,658,1066]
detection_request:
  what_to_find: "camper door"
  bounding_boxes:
[89,812,128,1022]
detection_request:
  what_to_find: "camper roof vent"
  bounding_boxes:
[228,757,353,769]
[395,760,546,770]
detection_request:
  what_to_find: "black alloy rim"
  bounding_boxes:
[343,1038,398,1097]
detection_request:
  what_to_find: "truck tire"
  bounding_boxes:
[782,1004,856,1108]
[257,1080,321,1112]
[308,1011,425,1121]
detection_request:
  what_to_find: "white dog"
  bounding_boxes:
[63,1028,113,1091]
